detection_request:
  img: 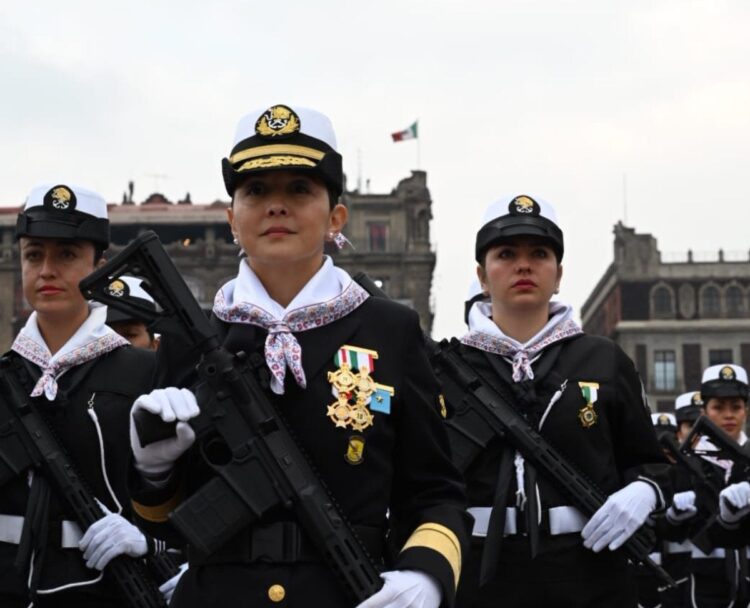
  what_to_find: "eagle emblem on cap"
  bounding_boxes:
[43,185,77,211]
[691,392,703,406]
[508,195,540,216]
[255,105,301,138]
[721,366,736,381]
[105,279,128,298]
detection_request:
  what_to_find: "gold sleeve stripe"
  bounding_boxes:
[400,523,462,589]
[230,144,325,164]
[131,490,183,523]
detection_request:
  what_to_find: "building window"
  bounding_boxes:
[709,349,733,366]
[651,285,674,318]
[368,223,389,252]
[701,285,721,317]
[726,285,745,317]
[654,350,676,391]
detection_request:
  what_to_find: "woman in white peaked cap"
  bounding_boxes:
[127,104,471,608]
[0,183,176,607]
[446,194,671,607]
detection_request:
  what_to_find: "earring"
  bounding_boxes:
[233,236,239,245]
[332,232,354,250]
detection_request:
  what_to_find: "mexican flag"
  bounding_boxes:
[391,121,418,142]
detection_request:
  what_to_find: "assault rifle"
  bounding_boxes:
[681,415,750,516]
[79,231,383,603]
[658,433,717,553]
[0,357,166,608]
[430,337,675,587]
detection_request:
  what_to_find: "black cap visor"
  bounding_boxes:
[222,133,343,198]
[476,216,564,263]
[106,298,157,325]
[16,210,109,248]
[675,405,701,424]
[701,380,749,401]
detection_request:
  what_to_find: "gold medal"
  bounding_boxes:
[327,395,353,428]
[354,368,376,400]
[578,404,598,428]
[328,363,357,394]
[349,403,374,432]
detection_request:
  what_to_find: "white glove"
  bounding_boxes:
[130,387,199,475]
[720,481,750,524]
[582,480,657,552]
[666,490,698,523]
[355,570,442,608]
[159,562,189,604]
[79,507,147,571]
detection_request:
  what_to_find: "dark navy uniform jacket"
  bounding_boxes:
[0,346,155,606]
[131,297,471,608]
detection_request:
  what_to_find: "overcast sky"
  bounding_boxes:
[2,0,749,337]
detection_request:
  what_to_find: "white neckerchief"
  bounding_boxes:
[11,304,128,401]
[462,300,582,382]
[213,256,369,394]
[696,431,748,483]
[461,300,582,511]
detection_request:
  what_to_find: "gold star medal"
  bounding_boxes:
[349,403,374,432]
[327,394,353,428]
[328,363,357,395]
[578,382,600,429]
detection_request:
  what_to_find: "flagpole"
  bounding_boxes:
[416,119,420,169]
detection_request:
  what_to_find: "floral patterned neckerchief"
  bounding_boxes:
[213,257,369,395]
[461,301,583,383]
[11,305,128,401]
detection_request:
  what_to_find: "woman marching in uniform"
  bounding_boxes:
[673,364,750,608]
[451,195,671,608]
[127,104,470,608]
[0,184,168,607]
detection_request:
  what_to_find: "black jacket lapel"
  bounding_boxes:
[296,311,363,382]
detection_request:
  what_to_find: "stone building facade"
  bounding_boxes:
[580,222,750,412]
[0,171,436,350]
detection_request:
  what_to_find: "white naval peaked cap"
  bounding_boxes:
[701,363,749,400]
[651,412,677,427]
[702,364,749,386]
[105,275,157,325]
[17,183,109,248]
[480,194,560,228]
[231,104,338,151]
[23,183,108,219]
[475,194,564,262]
[674,391,703,410]
[222,103,344,197]
[120,276,155,304]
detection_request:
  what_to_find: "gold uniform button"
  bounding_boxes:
[268,584,286,603]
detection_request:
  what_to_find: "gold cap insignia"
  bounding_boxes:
[691,392,703,406]
[255,105,301,138]
[658,414,670,425]
[721,366,736,381]
[105,279,128,298]
[43,185,77,211]
[508,195,539,216]
[344,435,365,465]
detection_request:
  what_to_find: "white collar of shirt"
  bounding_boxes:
[224,255,353,317]
[466,300,577,348]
